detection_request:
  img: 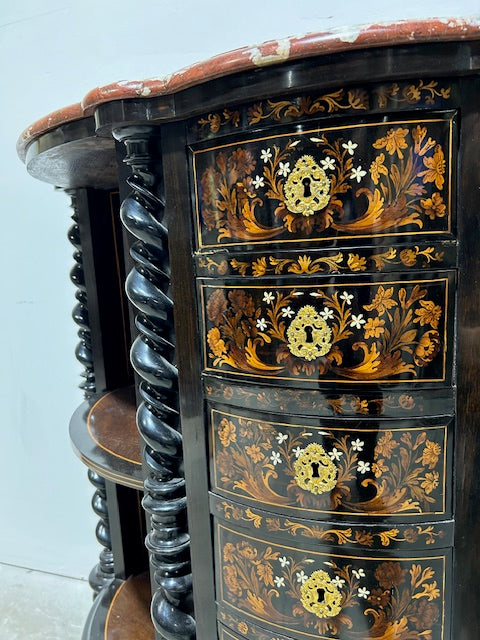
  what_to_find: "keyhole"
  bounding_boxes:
[304,325,314,343]
[317,588,325,603]
[311,462,320,478]
[302,177,312,198]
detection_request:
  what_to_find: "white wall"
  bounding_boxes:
[1,0,477,579]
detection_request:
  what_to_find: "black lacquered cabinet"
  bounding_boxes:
[19,25,480,640]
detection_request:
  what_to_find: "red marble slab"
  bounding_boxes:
[17,18,480,161]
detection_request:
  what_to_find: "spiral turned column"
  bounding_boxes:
[66,190,114,595]
[114,126,195,640]
[87,470,115,594]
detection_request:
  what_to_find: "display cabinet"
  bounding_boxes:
[18,19,480,640]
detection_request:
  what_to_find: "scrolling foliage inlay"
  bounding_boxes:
[218,526,445,640]
[194,118,453,248]
[212,411,447,516]
[202,278,449,383]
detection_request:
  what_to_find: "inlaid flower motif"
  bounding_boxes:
[329,447,343,461]
[274,576,285,587]
[351,438,365,452]
[420,192,446,220]
[252,175,265,189]
[368,588,391,608]
[342,140,358,155]
[218,418,237,447]
[422,440,442,468]
[245,444,264,463]
[320,306,334,320]
[279,556,290,568]
[372,459,388,478]
[270,451,282,466]
[296,570,308,584]
[364,317,386,339]
[278,161,291,176]
[206,289,228,324]
[374,431,398,459]
[419,144,445,190]
[224,564,242,596]
[293,446,303,458]
[320,156,336,170]
[399,248,417,266]
[421,471,440,494]
[350,165,367,183]
[357,461,371,474]
[373,126,409,159]
[374,562,406,589]
[263,291,275,304]
[260,148,272,163]
[281,306,294,318]
[352,568,365,579]
[414,300,442,328]
[256,317,268,331]
[276,432,288,444]
[414,330,441,366]
[358,587,370,599]
[350,313,366,329]
[331,576,346,588]
[207,327,227,357]
[398,394,415,409]
[414,600,440,629]
[347,253,367,271]
[364,285,397,316]
[369,153,388,184]
[237,622,249,635]
[340,291,354,305]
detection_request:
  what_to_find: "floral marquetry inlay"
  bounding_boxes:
[218,525,446,640]
[211,409,448,516]
[202,277,452,383]
[193,116,454,249]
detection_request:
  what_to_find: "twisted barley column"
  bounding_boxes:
[66,190,115,595]
[115,126,195,640]
[87,470,115,594]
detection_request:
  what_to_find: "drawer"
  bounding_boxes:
[200,273,454,385]
[192,113,455,251]
[216,523,450,640]
[210,407,451,520]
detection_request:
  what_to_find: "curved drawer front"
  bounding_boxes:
[216,523,448,640]
[192,114,455,251]
[210,408,450,519]
[200,274,453,385]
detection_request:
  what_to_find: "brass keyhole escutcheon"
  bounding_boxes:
[301,570,342,619]
[294,443,337,495]
[287,305,332,361]
[284,155,330,217]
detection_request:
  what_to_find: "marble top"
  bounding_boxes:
[17,18,480,161]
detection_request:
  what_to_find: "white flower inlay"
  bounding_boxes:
[296,570,308,584]
[281,306,294,318]
[274,576,285,588]
[260,148,272,163]
[340,291,354,305]
[320,156,336,170]
[252,175,265,189]
[350,165,367,183]
[329,447,343,462]
[263,291,275,304]
[276,432,288,444]
[357,460,371,474]
[351,438,365,452]
[270,451,282,466]
[331,576,346,588]
[352,568,366,579]
[256,317,267,331]
[278,161,291,177]
[358,587,370,599]
[342,140,358,155]
[350,314,366,329]
[293,446,303,458]
[279,556,290,568]
[320,306,334,320]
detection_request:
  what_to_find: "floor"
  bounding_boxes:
[0,563,93,640]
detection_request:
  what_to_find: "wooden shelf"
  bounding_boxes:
[70,387,143,489]
[83,574,154,640]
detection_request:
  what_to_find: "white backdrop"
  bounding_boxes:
[1,0,477,579]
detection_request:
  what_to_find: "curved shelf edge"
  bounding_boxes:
[82,574,154,640]
[70,387,144,490]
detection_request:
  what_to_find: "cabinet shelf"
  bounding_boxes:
[70,387,143,489]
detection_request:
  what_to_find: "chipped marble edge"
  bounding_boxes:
[17,17,480,162]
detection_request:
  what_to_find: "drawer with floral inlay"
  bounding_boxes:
[215,522,450,640]
[192,113,455,252]
[200,272,454,386]
[210,407,452,520]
